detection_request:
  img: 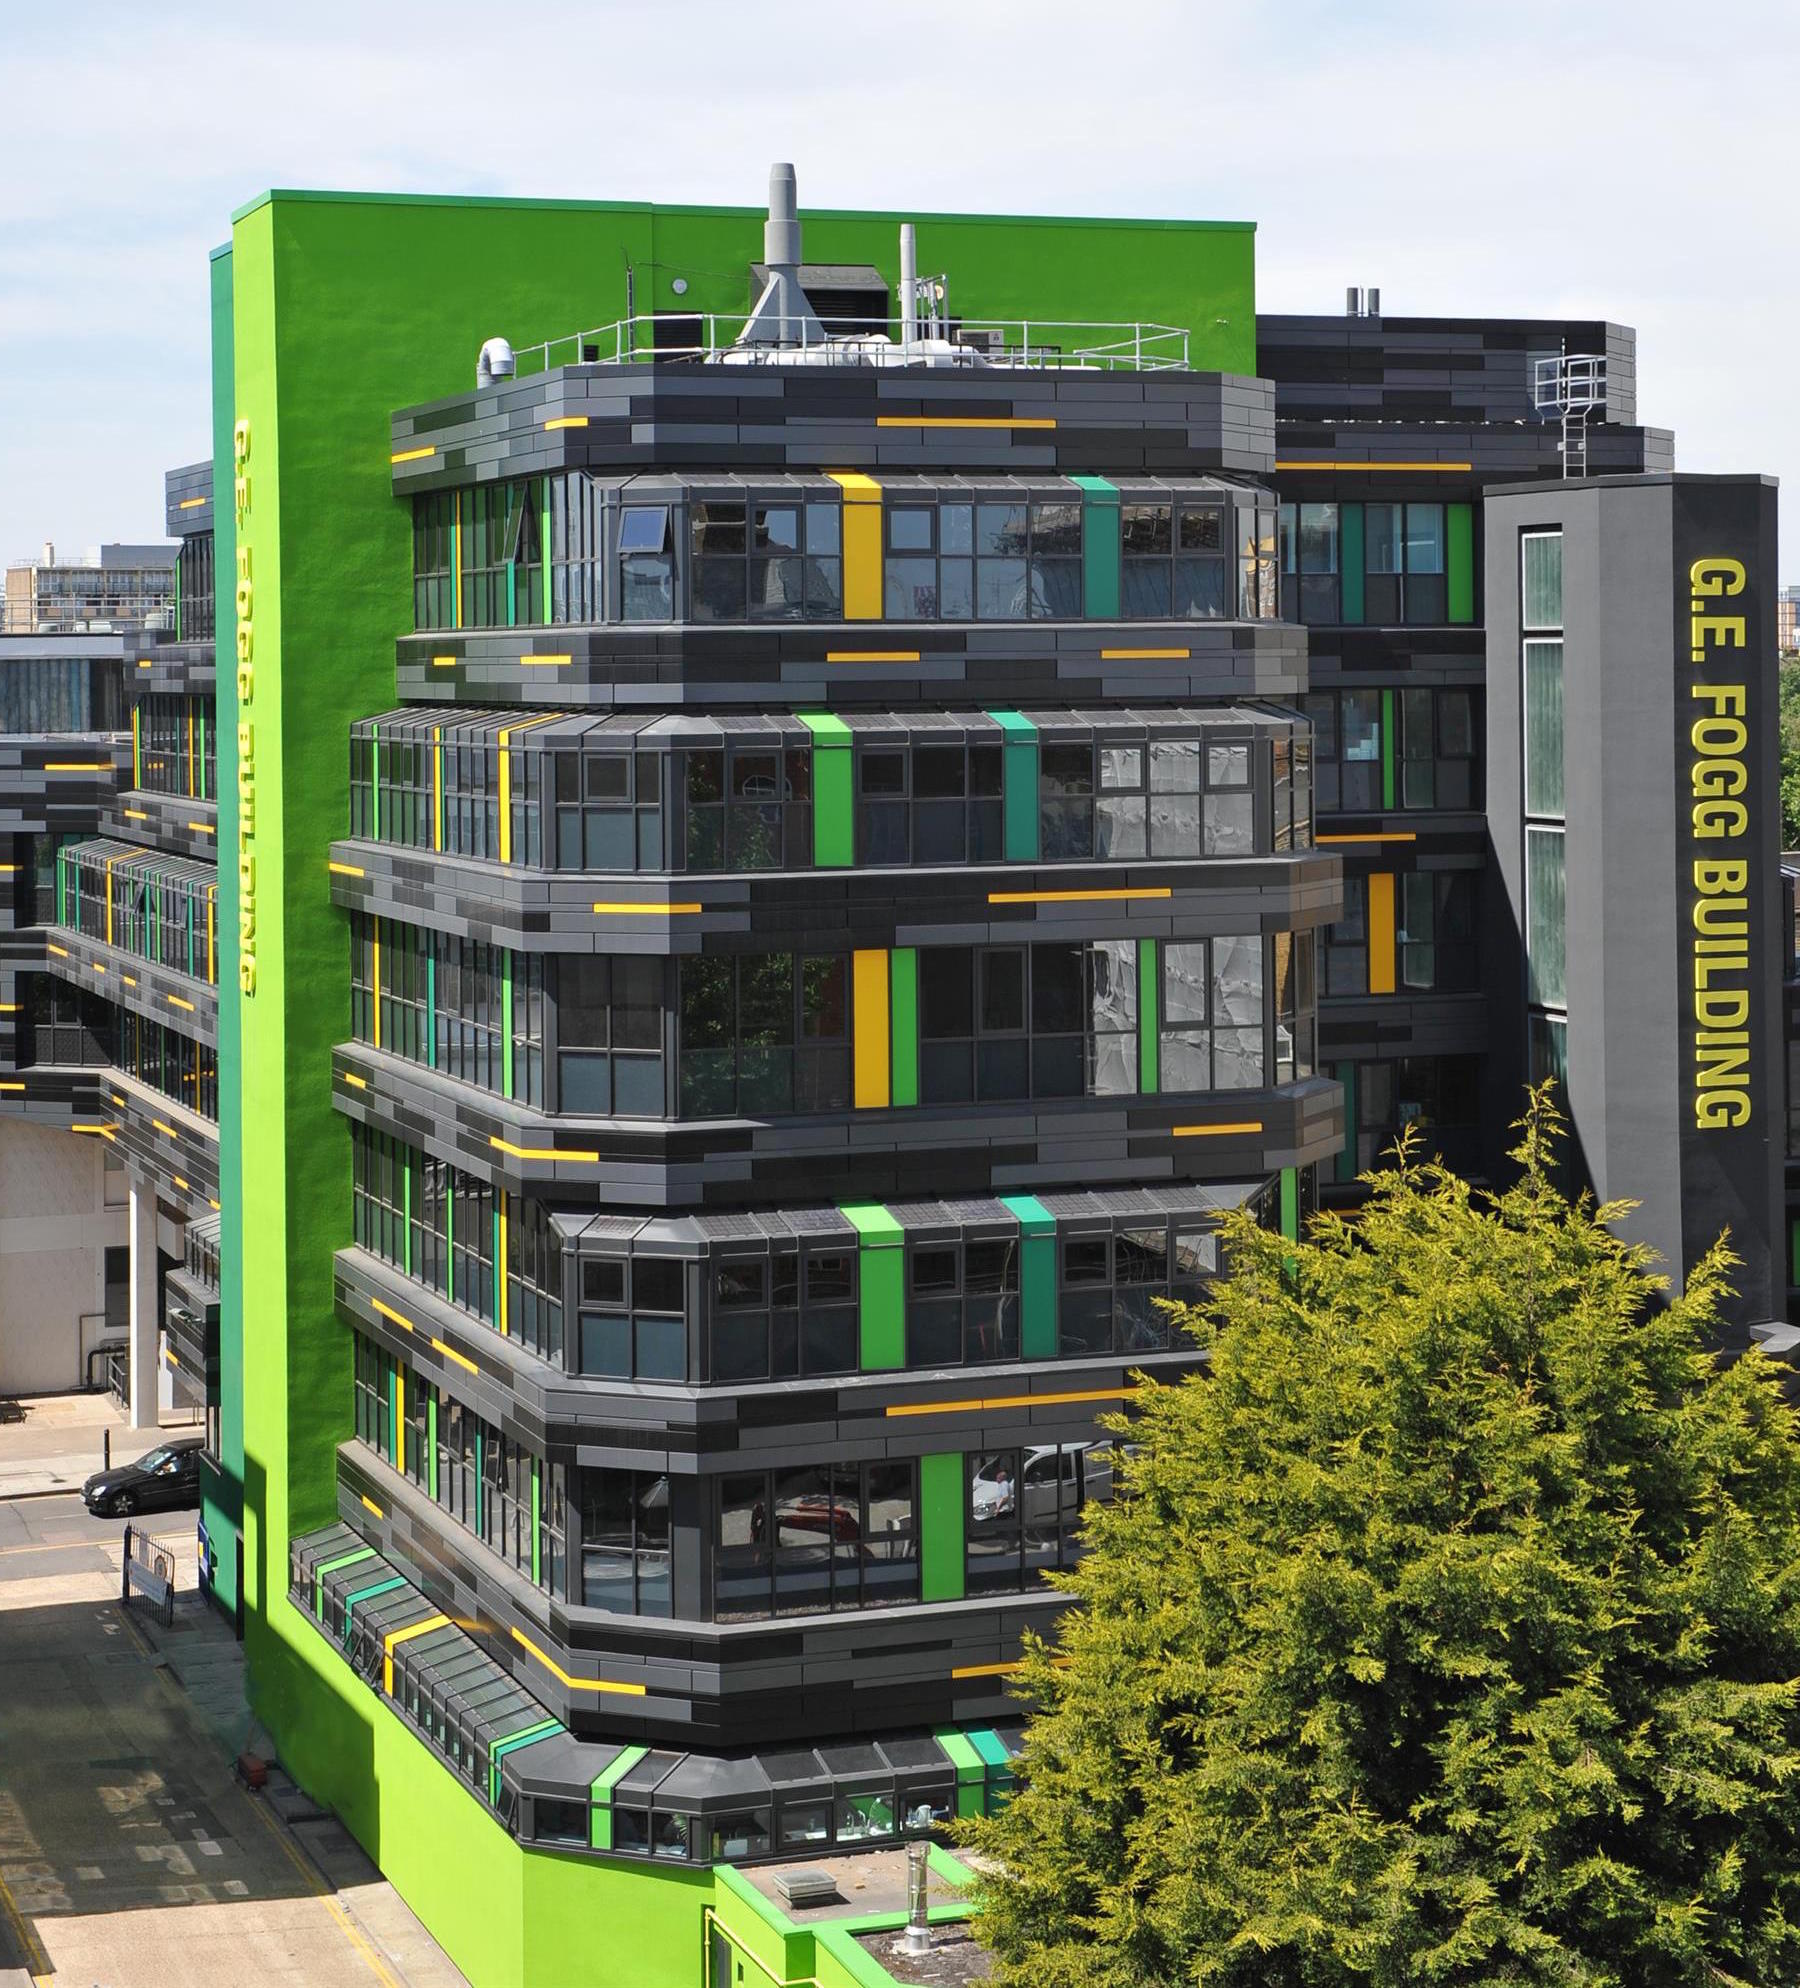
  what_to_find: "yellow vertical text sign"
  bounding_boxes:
[1368,873,1396,994]
[853,950,891,1107]
[829,472,883,620]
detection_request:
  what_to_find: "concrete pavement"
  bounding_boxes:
[0,1489,467,1988]
[0,1389,182,1500]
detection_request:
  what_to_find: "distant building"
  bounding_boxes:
[1779,583,1799,654]
[3,542,176,635]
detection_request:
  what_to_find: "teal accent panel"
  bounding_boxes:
[1447,502,1475,622]
[991,711,1040,862]
[1073,474,1120,618]
[487,1718,563,1806]
[1340,503,1365,623]
[341,1575,406,1642]
[1137,938,1158,1094]
[1001,1193,1057,1359]
[1336,1062,1358,1184]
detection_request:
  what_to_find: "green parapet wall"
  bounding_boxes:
[843,1203,905,1370]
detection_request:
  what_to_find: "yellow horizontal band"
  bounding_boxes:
[327,861,365,879]
[875,416,1057,430]
[371,1298,416,1335]
[1100,647,1189,661]
[0,1004,16,1014]
[172,1175,189,1192]
[1273,460,1473,472]
[988,887,1171,906]
[431,655,457,667]
[45,943,68,957]
[510,1626,646,1696]
[950,1660,1025,1679]
[1171,1121,1264,1137]
[389,445,435,464]
[361,1495,385,1519]
[341,1071,368,1090]
[137,659,152,669]
[489,1135,600,1164]
[124,808,150,821]
[591,901,703,915]
[886,1385,1137,1420]
[520,653,572,666]
[0,1081,23,1093]
[430,1336,478,1376]
[385,1614,451,1695]
[825,650,920,663]
[186,821,214,836]
[1315,832,1418,845]
[210,1199,220,1210]
[70,1124,117,1140]
[110,1094,125,1107]
[152,1118,178,1139]
[178,496,207,509]
[543,416,589,431]
[43,762,113,772]
[120,978,137,989]
[167,994,195,1011]
[92,962,106,974]
[0,865,13,874]
[164,1347,180,1367]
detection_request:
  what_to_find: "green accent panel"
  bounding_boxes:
[341,1575,406,1642]
[370,722,381,841]
[992,713,1040,862]
[1137,937,1159,1094]
[919,1452,966,1602]
[1381,688,1396,810]
[502,951,514,1098]
[1280,1166,1299,1242]
[588,1742,650,1849]
[890,948,919,1108]
[387,1350,399,1463]
[968,1728,1011,1769]
[530,1463,541,1586]
[505,560,517,629]
[1340,502,1365,623]
[843,1203,905,1371]
[1001,1194,1057,1359]
[198,246,243,1629]
[541,479,553,625]
[487,1718,563,1806]
[311,1545,374,1621]
[1073,474,1120,618]
[1447,501,1475,623]
[799,714,854,867]
[1336,1061,1358,1184]
[425,954,436,1070]
[426,1391,437,1502]
[935,1729,987,1819]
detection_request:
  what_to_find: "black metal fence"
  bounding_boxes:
[122,1524,188,1627]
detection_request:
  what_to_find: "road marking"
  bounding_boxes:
[239,1787,403,1988]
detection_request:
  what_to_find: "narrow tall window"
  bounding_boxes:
[1521,531,1567,1085]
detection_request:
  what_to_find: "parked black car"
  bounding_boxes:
[82,1436,205,1518]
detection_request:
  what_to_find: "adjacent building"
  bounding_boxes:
[4,542,176,636]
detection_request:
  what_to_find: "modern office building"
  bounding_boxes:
[3,541,176,636]
[0,167,1773,1986]
[1779,581,1798,654]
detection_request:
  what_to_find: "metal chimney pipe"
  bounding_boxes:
[903,1839,931,1954]
[899,224,917,353]
[1367,287,1381,317]
[1345,286,1361,318]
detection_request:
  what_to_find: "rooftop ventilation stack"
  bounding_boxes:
[737,163,826,349]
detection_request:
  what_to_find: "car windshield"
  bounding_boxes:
[137,1444,188,1472]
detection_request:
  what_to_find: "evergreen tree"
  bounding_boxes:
[967,1092,1800,1987]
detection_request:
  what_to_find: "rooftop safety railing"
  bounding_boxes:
[512,312,1192,377]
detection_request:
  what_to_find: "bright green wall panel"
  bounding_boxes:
[1447,501,1475,622]
[890,947,919,1108]
[919,1451,966,1602]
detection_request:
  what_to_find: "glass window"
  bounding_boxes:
[1522,532,1564,631]
[1524,641,1565,820]
[1526,826,1567,1011]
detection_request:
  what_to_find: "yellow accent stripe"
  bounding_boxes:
[431,654,457,668]
[1171,1121,1264,1138]
[138,658,153,669]
[45,942,69,958]
[341,1071,368,1090]
[825,650,919,663]
[852,949,890,1108]
[950,1660,1024,1679]
[1100,647,1189,661]
[1274,459,1474,472]
[489,1135,600,1164]
[124,807,150,821]
[497,1200,510,1337]
[510,1625,646,1696]
[361,1495,385,1519]
[167,994,195,1012]
[0,1004,16,1014]
[121,976,137,989]
[172,1175,189,1192]
[887,1385,1139,1420]
[105,853,115,946]
[875,416,1057,430]
[164,1346,180,1367]
[178,496,207,509]
[432,725,444,851]
[431,1336,478,1375]
[591,900,703,916]
[1315,832,1418,845]
[390,445,435,463]
[384,1614,451,1696]
[988,887,1171,906]
[71,1123,116,1141]
[328,861,365,879]
[44,761,114,772]
[186,821,214,836]
[520,653,572,667]
[543,416,589,430]
[92,962,106,975]
[372,919,381,1049]
[1368,871,1397,994]
[152,1118,178,1139]
[0,1081,22,1092]
[828,471,882,619]
[372,1298,416,1334]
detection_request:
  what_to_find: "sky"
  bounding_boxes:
[1,0,1795,570]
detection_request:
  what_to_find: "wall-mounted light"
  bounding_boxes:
[671,278,689,297]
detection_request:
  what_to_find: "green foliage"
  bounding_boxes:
[966,1091,1800,1987]
[1779,656,1800,850]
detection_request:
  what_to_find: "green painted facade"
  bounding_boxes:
[208,185,1259,1988]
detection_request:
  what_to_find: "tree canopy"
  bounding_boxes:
[967,1093,1800,1987]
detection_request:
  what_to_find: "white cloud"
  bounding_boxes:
[0,0,1794,563]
